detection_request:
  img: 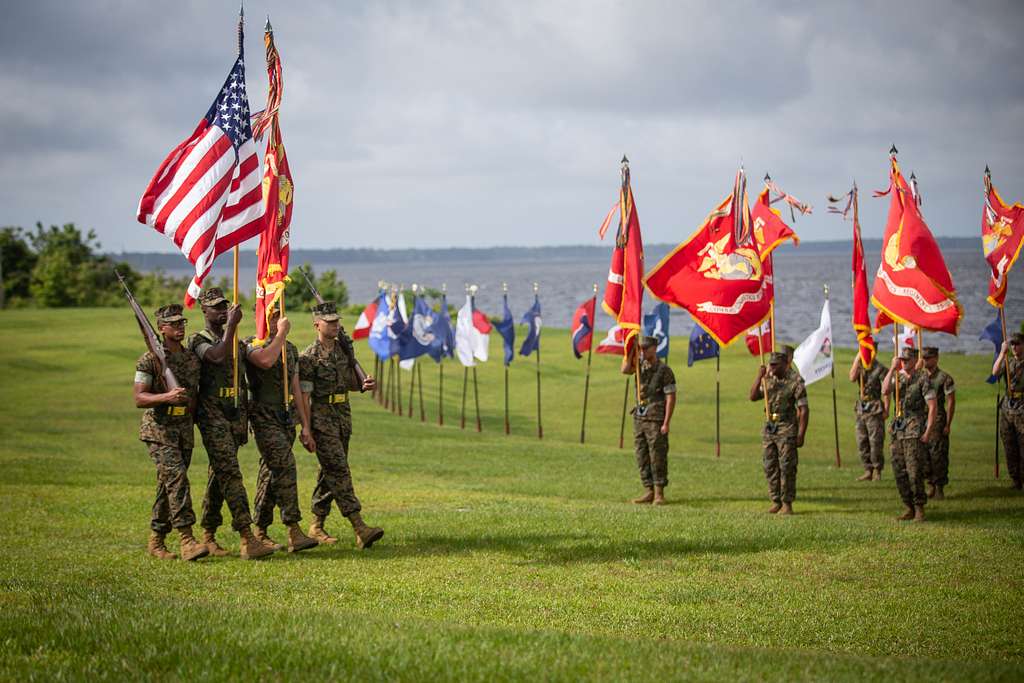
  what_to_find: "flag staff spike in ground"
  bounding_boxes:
[469,284,482,432]
[580,283,597,444]
[396,285,404,417]
[439,282,447,426]
[502,282,510,435]
[715,340,721,458]
[460,283,470,430]
[533,281,543,440]
[406,284,418,419]
[825,283,841,468]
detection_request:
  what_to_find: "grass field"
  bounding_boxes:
[1,307,1022,681]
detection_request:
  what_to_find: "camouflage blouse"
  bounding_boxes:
[762,370,808,437]
[134,344,200,447]
[888,369,936,439]
[855,360,888,416]
[632,360,677,423]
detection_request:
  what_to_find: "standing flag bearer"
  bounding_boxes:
[495,285,515,434]
[573,287,597,443]
[993,333,1024,490]
[625,337,677,506]
[831,183,887,481]
[136,9,265,308]
[921,346,956,499]
[520,284,543,439]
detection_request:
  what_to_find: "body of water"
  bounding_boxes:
[158,245,1020,355]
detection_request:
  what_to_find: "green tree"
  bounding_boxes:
[0,227,38,305]
[28,223,125,307]
[285,263,349,312]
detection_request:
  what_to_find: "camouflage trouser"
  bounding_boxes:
[762,436,798,504]
[924,417,949,486]
[855,413,885,471]
[309,425,361,519]
[198,420,253,532]
[251,410,302,527]
[892,436,927,508]
[633,418,668,488]
[999,408,1024,485]
[147,441,196,534]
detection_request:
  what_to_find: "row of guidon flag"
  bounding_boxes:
[131,14,1021,367]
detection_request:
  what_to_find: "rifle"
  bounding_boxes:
[299,268,369,390]
[115,269,180,390]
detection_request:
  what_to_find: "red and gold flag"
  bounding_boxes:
[645,170,798,346]
[601,159,644,355]
[982,170,1024,308]
[870,155,962,334]
[252,22,293,344]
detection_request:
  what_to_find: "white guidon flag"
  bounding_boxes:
[455,295,491,367]
[793,299,833,386]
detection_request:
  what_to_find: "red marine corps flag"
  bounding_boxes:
[251,19,294,344]
[645,168,799,346]
[982,167,1024,308]
[830,183,876,367]
[871,149,963,335]
[601,156,645,355]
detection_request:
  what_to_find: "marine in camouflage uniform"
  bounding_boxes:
[883,347,937,522]
[133,304,208,561]
[186,288,272,560]
[625,336,677,506]
[849,354,888,481]
[300,301,383,549]
[750,351,809,515]
[995,333,1024,490]
[922,346,955,499]
[244,307,319,553]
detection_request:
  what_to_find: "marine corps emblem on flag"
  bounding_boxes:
[696,235,762,281]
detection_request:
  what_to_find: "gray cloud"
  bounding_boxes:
[2,0,1023,252]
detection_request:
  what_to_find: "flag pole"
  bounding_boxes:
[534,282,543,440]
[756,324,770,420]
[580,285,597,444]
[232,245,239,409]
[393,356,400,415]
[418,359,425,422]
[999,305,1010,478]
[407,359,415,419]
[460,366,468,430]
[619,376,630,449]
[503,283,510,436]
[825,284,841,468]
[715,348,721,458]
[397,285,404,417]
[439,282,446,426]
[893,329,901,419]
[473,367,482,433]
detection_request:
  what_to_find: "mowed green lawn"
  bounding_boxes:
[1,307,1022,681]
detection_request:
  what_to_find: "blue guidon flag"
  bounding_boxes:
[495,294,516,366]
[688,323,719,367]
[643,302,670,359]
[519,295,542,357]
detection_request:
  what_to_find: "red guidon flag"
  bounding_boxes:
[251,22,294,345]
[983,169,1024,308]
[871,154,962,334]
[601,158,645,354]
[645,169,798,346]
[745,318,773,356]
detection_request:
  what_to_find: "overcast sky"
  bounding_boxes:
[3,1,1023,252]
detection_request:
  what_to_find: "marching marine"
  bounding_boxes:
[623,336,677,506]
[245,305,319,553]
[299,302,383,548]
[133,304,208,561]
[750,351,809,515]
[848,353,888,481]
[921,346,955,499]
[187,288,273,560]
[993,333,1024,490]
[882,347,937,522]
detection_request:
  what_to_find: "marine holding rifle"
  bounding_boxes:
[750,351,809,515]
[299,301,383,548]
[882,347,937,522]
[132,304,208,561]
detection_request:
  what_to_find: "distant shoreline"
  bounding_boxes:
[111,237,980,269]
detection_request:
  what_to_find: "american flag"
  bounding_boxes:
[137,44,264,306]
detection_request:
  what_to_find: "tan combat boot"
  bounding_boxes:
[896,507,914,521]
[779,502,793,516]
[652,486,666,506]
[239,526,275,560]
[913,505,926,522]
[926,483,937,498]
[308,516,339,544]
[286,523,319,553]
[202,529,229,557]
[255,526,284,551]
[147,531,177,560]
[856,470,873,482]
[178,526,210,561]
[632,487,655,504]
[349,513,384,549]
[872,469,882,481]
[934,485,945,500]
[767,503,782,514]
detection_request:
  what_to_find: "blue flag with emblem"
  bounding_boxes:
[426,294,455,362]
[397,295,435,361]
[519,295,542,357]
[495,294,516,366]
[643,302,670,359]
[688,323,719,367]
[368,291,399,360]
[980,314,1004,384]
